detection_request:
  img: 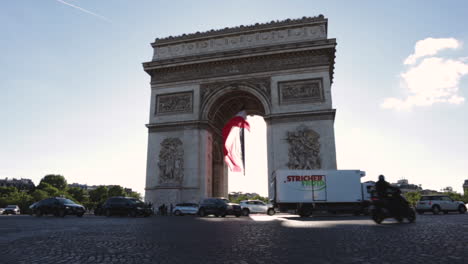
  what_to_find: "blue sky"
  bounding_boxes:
[1,0,467,195]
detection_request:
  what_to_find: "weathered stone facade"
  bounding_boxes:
[143,15,337,206]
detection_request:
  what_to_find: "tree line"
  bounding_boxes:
[0,174,142,214]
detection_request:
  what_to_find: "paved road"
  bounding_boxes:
[0,213,467,264]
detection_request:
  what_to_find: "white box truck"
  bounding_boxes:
[271,170,373,217]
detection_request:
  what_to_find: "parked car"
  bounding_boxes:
[3,205,20,215]
[198,198,242,217]
[101,197,152,217]
[416,195,467,214]
[239,200,275,216]
[31,198,85,217]
[172,203,199,216]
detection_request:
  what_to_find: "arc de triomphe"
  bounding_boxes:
[143,15,337,206]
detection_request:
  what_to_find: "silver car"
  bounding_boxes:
[239,200,275,216]
[172,203,199,216]
[416,195,467,214]
[3,205,20,215]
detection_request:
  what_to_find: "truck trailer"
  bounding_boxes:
[271,170,373,217]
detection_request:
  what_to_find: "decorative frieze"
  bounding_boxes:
[151,50,331,85]
[156,92,193,114]
[153,24,327,60]
[158,138,184,186]
[278,78,324,105]
[286,125,321,170]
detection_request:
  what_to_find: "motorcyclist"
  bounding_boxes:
[375,175,405,217]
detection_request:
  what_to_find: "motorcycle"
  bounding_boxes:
[370,188,416,224]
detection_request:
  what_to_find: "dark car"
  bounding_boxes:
[101,197,152,217]
[31,197,85,217]
[198,198,242,217]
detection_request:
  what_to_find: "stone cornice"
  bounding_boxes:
[146,120,217,133]
[143,39,336,69]
[146,47,336,85]
[264,109,336,124]
[152,15,327,46]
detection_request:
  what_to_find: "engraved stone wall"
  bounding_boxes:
[278,78,324,105]
[156,92,193,114]
[158,138,184,185]
[286,125,321,170]
[154,24,326,60]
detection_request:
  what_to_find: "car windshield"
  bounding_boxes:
[58,199,76,205]
[221,199,230,203]
[6,205,17,208]
[128,198,145,206]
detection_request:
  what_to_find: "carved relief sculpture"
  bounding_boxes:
[286,125,321,169]
[158,138,184,185]
[156,92,193,114]
[279,78,324,105]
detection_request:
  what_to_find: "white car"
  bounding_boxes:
[416,195,466,215]
[239,200,275,216]
[3,205,20,215]
[172,203,199,216]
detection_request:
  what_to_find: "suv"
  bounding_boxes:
[173,203,199,216]
[31,198,85,217]
[3,205,20,215]
[101,197,152,217]
[198,198,242,217]
[240,200,275,216]
[416,195,467,215]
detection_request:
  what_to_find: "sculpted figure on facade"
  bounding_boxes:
[157,92,193,114]
[286,126,321,169]
[158,138,184,185]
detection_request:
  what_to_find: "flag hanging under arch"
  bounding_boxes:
[222,110,250,174]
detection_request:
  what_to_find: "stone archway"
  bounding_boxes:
[203,87,268,197]
[143,16,338,206]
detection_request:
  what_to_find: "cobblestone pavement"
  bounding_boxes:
[0,213,467,264]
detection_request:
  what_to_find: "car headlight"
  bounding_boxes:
[136,207,142,210]
[65,206,70,209]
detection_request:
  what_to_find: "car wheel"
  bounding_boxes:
[76,213,84,217]
[458,205,467,214]
[198,208,206,217]
[219,211,226,217]
[267,208,275,216]
[407,210,416,223]
[242,208,250,216]
[105,209,111,217]
[59,209,66,218]
[432,205,441,215]
[174,210,182,216]
[129,210,137,217]
[36,209,43,217]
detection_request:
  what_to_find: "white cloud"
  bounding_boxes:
[382,38,468,111]
[404,37,461,65]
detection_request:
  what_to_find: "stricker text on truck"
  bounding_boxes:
[286,175,324,182]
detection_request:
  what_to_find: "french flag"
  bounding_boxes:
[222,110,250,174]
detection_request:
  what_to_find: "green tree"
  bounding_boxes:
[30,189,49,201]
[128,191,142,200]
[89,186,108,203]
[39,174,67,190]
[67,187,86,202]
[37,182,60,197]
[108,185,125,197]
[404,191,421,207]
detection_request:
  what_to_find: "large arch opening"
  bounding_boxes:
[206,89,268,198]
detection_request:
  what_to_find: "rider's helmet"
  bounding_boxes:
[378,175,385,181]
